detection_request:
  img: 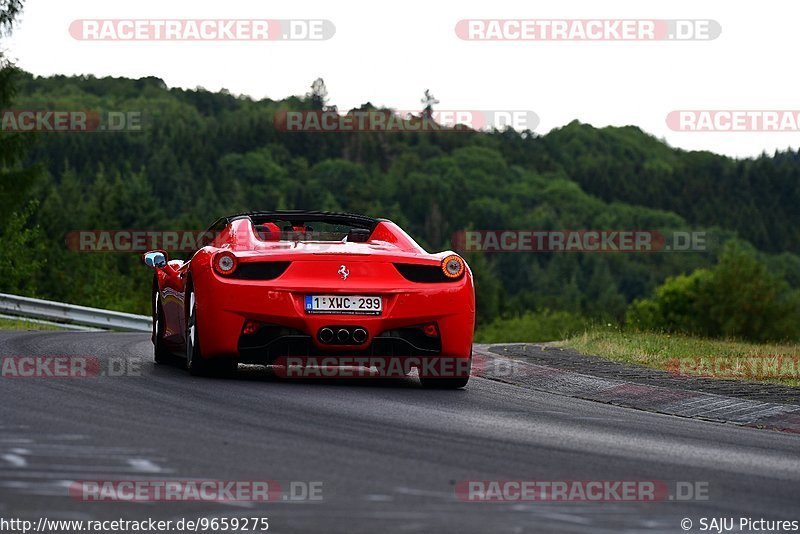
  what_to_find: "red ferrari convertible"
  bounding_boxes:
[144,211,475,388]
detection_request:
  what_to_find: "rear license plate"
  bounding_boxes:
[305,295,382,315]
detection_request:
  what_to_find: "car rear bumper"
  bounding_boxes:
[193,265,475,362]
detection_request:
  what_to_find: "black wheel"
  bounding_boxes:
[419,376,470,389]
[209,357,239,378]
[418,354,471,389]
[153,286,171,364]
[185,286,238,378]
[185,286,205,376]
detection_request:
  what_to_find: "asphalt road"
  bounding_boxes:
[0,331,798,534]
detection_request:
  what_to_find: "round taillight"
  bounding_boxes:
[441,254,465,279]
[214,252,238,276]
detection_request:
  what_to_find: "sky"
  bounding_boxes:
[3,0,799,158]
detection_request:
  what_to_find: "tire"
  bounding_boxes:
[210,357,239,378]
[185,286,205,375]
[185,286,238,378]
[419,376,470,389]
[153,286,171,364]
[419,354,471,389]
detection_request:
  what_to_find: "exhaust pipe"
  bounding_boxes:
[336,329,350,343]
[352,328,368,344]
[319,328,334,343]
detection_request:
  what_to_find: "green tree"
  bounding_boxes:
[0,0,45,294]
[627,242,800,341]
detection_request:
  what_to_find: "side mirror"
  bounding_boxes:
[143,250,167,268]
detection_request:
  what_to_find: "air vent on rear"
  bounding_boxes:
[229,262,290,280]
[394,263,453,283]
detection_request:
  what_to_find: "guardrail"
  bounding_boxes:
[0,293,151,332]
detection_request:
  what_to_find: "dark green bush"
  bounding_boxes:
[627,242,800,341]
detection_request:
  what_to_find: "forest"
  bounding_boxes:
[2,70,800,341]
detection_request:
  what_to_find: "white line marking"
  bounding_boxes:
[2,454,27,467]
[127,459,163,473]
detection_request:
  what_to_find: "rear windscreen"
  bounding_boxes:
[251,218,373,242]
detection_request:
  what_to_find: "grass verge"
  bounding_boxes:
[0,317,64,331]
[560,328,800,387]
[475,310,593,343]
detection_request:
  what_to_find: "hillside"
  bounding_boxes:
[3,71,799,333]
